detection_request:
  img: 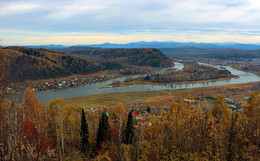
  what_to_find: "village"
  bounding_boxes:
[3,70,121,94]
[84,94,248,128]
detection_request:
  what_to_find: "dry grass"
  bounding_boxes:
[137,82,260,107]
[65,91,168,108]
[57,82,260,109]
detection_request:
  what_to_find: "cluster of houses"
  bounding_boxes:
[4,70,121,93]
[82,96,250,129]
[85,103,163,126]
[39,76,108,90]
[225,97,244,112]
[182,97,245,113]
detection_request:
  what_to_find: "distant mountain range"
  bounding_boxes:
[25,41,260,50]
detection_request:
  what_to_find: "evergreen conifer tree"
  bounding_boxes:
[123,111,134,144]
[80,108,89,153]
[96,112,110,149]
[101,112,109,131]
[147,106,151,113]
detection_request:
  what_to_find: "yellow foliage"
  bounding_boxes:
[22,87,43,122]
[244,91,260,118]
[96,151,112,161]
[211,95,231,120]
[110,102,127,124]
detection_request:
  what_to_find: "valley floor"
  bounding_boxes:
[62,81,260,109]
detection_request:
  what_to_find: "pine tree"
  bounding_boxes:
[80,108,89,153]
[96,118,103,149]
[123,111,134,144]
[147,106,151,113]
[95,112,110,149]
[101,112,109,132]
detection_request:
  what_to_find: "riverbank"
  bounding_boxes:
[230,64,260,77]
[4,65,165,95]
[106,75,239,88]
[3,70,122,96]
[59,81,260,108]
[36,62,260,103]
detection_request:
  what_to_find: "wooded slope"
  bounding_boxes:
[159,47,260,59]
[55,47,173,67]
[0,46,103,82]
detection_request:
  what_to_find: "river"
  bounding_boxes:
[37,62,260,103]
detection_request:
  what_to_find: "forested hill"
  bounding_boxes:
[55,47,173,67]
[159,47,260,59]
[0,46,104,82]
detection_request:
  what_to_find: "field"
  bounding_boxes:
[63,81,260,108]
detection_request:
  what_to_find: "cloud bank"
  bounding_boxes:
[1,0,260,45]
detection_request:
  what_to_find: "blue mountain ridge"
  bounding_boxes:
[23,41,260,50]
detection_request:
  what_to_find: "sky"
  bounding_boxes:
[1,0,260,45]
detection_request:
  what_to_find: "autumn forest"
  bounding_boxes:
[2,0,260,160]
[0,87,259,160]
[0,50,259,161]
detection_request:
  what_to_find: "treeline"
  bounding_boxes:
[0,88,259,160]
[119,66,154,75]
[241,64,260,76]
[0,46,173,83]
[0,47,120,82]
[143,63,234,83]
[55,47,173,67]
[159,47,260,59]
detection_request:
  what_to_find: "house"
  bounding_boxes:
[132,112,138,116]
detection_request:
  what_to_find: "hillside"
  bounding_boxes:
[159,47,260,59]
[0,46,104,82]
[55,47,173,67]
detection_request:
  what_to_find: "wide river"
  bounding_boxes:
[37,62,260,103]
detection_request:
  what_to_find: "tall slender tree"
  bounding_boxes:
[123,111,134,144]
[95,112,110,149]
[95,118,103,149]
[80,108,89,154]
[147,106,151,113]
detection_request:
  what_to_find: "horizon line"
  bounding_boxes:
[3,40,260,47]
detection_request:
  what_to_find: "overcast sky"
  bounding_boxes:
[1,0,260,45]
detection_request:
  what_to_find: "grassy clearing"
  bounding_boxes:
[65,90,169,108]
[137,82,260,107]
[39,81,260,109]
[61,82,260,108]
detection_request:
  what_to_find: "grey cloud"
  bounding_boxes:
[1,0,260,44]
